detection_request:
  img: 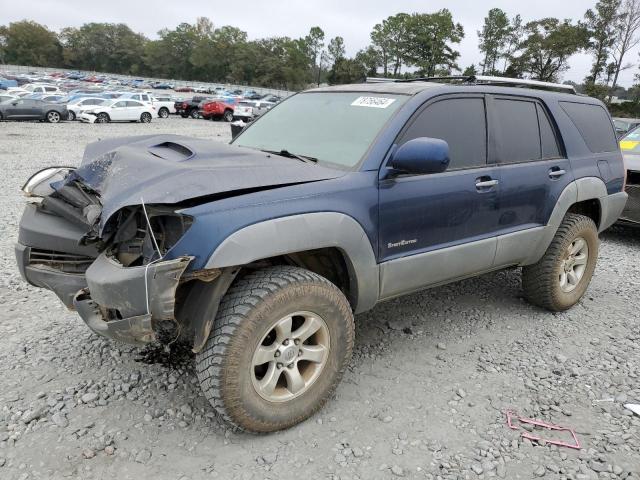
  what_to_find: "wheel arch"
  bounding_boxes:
[522,177,613,265]
[204,212,379,314]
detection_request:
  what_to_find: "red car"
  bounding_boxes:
[199,99,237,121]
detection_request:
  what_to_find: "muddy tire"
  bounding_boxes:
[196,266,354,432]
[522,213,599,311]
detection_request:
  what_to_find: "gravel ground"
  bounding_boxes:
[0,117,639,480]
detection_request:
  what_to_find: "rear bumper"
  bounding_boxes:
[620,184,640,224]
[600,191,629,230]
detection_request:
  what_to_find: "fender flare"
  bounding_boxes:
[204,212,379,314]
[523,177,611,264]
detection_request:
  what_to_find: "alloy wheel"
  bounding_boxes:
[559,236,589,293]
[251,311,330,403]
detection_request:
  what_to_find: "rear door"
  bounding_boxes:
[488,96,572,263]
[126,100,145,119]
[109,101,128,121]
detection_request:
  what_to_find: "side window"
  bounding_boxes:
[45,86,56,92]
[399,97,487,169]
[493,99,540,163]
[127,101,142,107]
[537,104,561,159]
[113,101,126,108]
[559,101,618,153]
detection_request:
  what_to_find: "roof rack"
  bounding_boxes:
[365,75,576,94]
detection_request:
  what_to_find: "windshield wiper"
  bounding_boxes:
[260,149,318,163]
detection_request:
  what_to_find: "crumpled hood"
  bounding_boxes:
[70,134,346,231]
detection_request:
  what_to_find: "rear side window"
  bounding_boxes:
[537,104,561,159]
[400,97,487,169]
[127,101,142,107]
[493,99,540,163]
[559,101,617,153]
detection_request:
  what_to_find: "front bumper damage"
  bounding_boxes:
[73,253,193,345]
[17,237,194,345]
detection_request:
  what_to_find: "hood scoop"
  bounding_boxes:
[148,142,194,161]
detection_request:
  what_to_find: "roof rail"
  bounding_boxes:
[365,75,576,94]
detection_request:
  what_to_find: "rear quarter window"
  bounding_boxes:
[559,101,618,153]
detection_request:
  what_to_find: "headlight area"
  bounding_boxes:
[105,205,194,266]
[73,205,196,346]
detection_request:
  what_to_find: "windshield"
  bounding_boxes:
[234,92,408,168]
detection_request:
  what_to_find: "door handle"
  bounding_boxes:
[475,179,499,188]
[548,168,566,178]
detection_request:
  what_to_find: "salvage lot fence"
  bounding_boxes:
[1,64,295,98]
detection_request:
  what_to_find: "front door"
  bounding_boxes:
[378,95,503,299]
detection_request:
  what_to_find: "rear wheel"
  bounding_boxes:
[67,110,76,121]
[196,266,354,432]
[223,110,234,122]
[158,107,169,118]
[45,111,61,123]
[96,113,110,123]
[190,109,199,119]
[522,213,599,311]
[140,112,152,123]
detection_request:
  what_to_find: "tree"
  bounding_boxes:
[403,10,464,77]
[478,8,511,75]
[328,57,366,85]
[61,23,147,74]
[304,27,325,86]
[516,18,588,82]
[327,36,345,65]
[1,21,62,67]
[611,0,640,91]
[584,0,623,84]
[502,14,524,74]
[355,46,381,76]
[462,64,478,76]
[370,13,411,77]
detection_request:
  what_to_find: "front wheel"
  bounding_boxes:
[96,113,110,123]
[190,109,199,119]
[67,110,76,121]
[46,111,61,123]
[223,110,234,122]
[522,213,599,311]
[140,112,152,123]
[196,266,354,432]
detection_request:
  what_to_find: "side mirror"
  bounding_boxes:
[389,137,450,175]
[12,102,18,106]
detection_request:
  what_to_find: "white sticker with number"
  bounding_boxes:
[351,96,396,108]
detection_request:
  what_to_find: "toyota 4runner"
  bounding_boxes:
[16,76,628,432]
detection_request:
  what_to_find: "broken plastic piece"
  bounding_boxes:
[506,410,581,450]
[624,404,640,416]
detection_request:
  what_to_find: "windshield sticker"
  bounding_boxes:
[351,96,396,108]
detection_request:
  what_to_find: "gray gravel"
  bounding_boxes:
[0,117,639,479]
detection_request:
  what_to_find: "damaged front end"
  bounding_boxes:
[16,167,198,346]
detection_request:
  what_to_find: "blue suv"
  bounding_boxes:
[16,76,627,432]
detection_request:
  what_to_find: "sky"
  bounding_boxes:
[4,0,640,87]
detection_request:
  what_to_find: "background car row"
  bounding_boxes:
[0,69,283,125]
